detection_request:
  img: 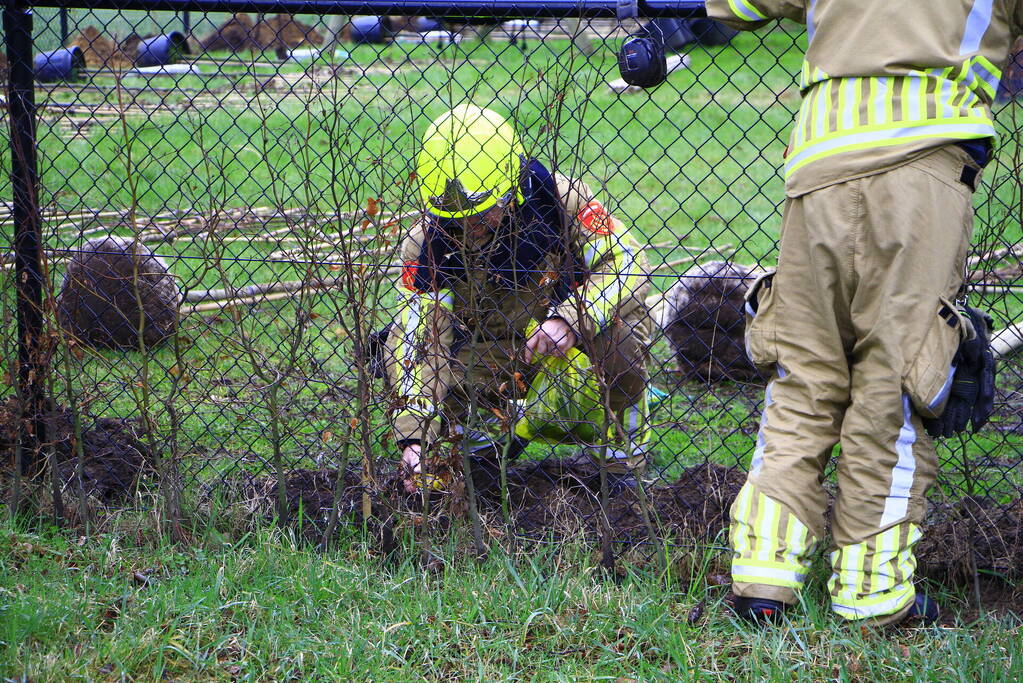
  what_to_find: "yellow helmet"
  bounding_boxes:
[417,105,523,218]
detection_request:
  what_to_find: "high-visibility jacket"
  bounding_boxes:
[389,161,649,447]
[707,0,1023,196]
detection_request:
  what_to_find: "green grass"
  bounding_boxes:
[2,521,1021,681]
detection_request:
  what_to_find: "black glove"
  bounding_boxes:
[922,306,995,438]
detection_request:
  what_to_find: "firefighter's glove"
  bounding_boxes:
[922,307,995,438]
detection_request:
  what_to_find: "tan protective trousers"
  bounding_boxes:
[730,145,979,623]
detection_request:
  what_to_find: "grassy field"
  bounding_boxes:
[2,520,1021,681]
[3,17,1023,680]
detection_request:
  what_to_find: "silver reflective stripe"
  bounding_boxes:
[398,297,422,396]
[750,366,784,475]
[959,0,995,55]
[732,564,806,584]
[970,59,1001,94]
[906,75,922,121]
[874,77,889,125]
[927,364,957,412]
[806,0,818,43]
[842,78,857,129]
[728,0,766,23]
[785,121,996,174]
[832,592,912,619]
[880,396,917,527]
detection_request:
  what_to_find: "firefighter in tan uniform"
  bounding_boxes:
[387,105,651,494]
[707,0,1023,624]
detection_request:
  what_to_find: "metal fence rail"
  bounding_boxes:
[3,1,1022,580]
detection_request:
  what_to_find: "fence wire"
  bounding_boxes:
[2,3,1022,578]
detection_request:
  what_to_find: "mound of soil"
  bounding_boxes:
[57,235,181,350]
[200,14,259,53]
[68,26,137,69]
[254,14,325,50]
[0,398,153,503]
[201,13,323,54]
[660,261,766,383]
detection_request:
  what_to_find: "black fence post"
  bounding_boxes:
[4,2,47,478]
[58,6,67,44]
[182,10,190,36]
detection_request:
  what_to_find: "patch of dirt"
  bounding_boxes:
[234,456,745,549]
[917,496,1023,581]
[0,398,153,503]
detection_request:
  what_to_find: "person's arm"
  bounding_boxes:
[388,225,456,451]
[705,0,806,30]
[550,175,649,340]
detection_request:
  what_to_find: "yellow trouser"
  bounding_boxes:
[731,145,978,624]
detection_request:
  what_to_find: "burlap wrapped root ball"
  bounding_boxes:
[656,260,766,382]
[57,236,181,349]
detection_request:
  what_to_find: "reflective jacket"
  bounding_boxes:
[707,0,1023,196]
[389,162,649,446]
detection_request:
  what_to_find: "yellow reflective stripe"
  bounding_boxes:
[726,0,767,22]
[731,561,806,588]
[730,485,812,590]
[586,233,642,330]
[870,527,898,596]
[785,117,996,176]
[832,587,913,619]
[729,483,755,560]
[757,488,781,562]
[829,524,922,619]
[784,513,810,560]
[865,78,877,125]
[969,55,1002,99]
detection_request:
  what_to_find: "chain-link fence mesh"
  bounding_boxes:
[3,3,1022,578]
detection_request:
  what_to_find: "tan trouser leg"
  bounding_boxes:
[830,148,972,623]
[731,146,976,618]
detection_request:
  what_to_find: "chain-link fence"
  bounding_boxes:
[3,2,1022,578]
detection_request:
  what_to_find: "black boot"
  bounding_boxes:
[901,593,940,626]
[733,596,787,624]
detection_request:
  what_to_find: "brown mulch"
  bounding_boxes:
[68,26,138,69]
[0,398,153,503]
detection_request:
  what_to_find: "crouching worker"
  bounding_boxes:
[384,105,652,495]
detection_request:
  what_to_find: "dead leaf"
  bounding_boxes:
[366,197,380,217]
[321,430,334,443]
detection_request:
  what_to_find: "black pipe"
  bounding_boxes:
[182,10,191,35]
[32,1,706,19]
[3,2,46,477]
[59,7,69,44]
